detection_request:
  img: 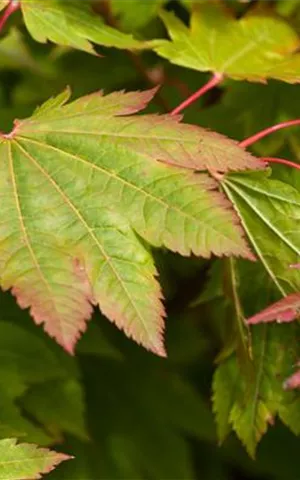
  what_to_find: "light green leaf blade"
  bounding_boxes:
[0,438,70,479]
[155,4,300,82]
[0,88,252,355]
[20,0,146,53]
[222,173,300,296]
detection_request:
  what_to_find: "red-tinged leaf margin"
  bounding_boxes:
[13,87,265,174]
[0,438,72,479]
[1,87,261,356]
[247,293,300,325]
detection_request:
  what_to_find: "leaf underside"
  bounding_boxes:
[0,88,255,354]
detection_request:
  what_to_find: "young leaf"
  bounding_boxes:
[222,173,300,296]
[0,88,253,355]
[0,438,71,479]
[19,0,146,53]
[247,292,300,324]
[155,3,300,83]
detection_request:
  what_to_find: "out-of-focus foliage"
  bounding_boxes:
[0,0,299,478]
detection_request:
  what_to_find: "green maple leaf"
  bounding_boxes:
[0,438,70,479]
[155,3,300,82]
[222,172,300,296]
[0,87,258,355]
[17,0,147,53]
[213,324,299,457]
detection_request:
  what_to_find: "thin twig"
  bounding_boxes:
[240,119,300,149]
[0,0,20,32]
[262,157,300,171]
[171,73,223,116]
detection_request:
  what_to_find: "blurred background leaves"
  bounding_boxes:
[0,0,299,478]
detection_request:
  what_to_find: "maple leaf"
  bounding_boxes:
[0,87,255,355]
[247,292,300,324]
[221,172,300,297]
[213,324,299,457]
[16,0,147,53]
[0,438,71,479]
[155,3,300,83]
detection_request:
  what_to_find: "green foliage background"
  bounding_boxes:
[0,0,300,478]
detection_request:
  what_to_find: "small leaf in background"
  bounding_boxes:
[111,0,166,31]
[19,0,146,53]
[0,389,52,445]
[155,3,300,82]
[0,88,254,355]
[22,379,88,441]
[0,438,70,479]
[0,28,42,72]
[247,292,300,324]
[213,324,299,457]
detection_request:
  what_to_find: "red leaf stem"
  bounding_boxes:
[0,0,20,32]
[171,73,223,115]
[240,119,300,148]
[261,157,300,171]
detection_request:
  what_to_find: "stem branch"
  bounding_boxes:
[262,157,300,171]
[240,119,300,149]
[0,0,20,32]
[171,73,223,115]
